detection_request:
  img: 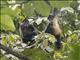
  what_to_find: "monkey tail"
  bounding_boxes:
[55,35,62,50]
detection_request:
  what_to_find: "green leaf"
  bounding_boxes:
[23,1,51,17]
[8,34,20,43]
[70,34,78,41]
[1,15,16,31]
[68,44,80,60]
[45,33,56,43]
[34,1,51,16]
[22,1,34,17]
[2,37,7,45]
[1,7,21,17]
[49,1,72,8]
[8,34,15,43]
[22,48,52,60]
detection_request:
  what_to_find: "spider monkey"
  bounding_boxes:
[45,8,63,49]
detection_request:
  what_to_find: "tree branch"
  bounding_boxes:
[0,43,31,60]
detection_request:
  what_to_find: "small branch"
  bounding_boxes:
[0,43,31,60]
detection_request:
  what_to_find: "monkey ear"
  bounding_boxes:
[21,17,30,28]
[48,8,59,20]
[53,8,60,16]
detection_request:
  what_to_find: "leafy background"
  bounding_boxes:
[0,0,80,60]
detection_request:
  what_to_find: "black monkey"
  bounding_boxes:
[45,8,63,49]
[20,18,37,43]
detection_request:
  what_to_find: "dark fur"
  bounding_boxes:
[21,8,62,49]
[21,18,37,43]
[45,8,62,49]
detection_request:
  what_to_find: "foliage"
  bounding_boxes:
[1,15,16,32]
[0,0,80,60]
[22,48,53,60]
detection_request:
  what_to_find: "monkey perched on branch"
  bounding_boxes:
[20,18,37,43]
[21,8,63,49]
[45,8,63,50]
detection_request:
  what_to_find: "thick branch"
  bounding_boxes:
[0,43,30,60]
